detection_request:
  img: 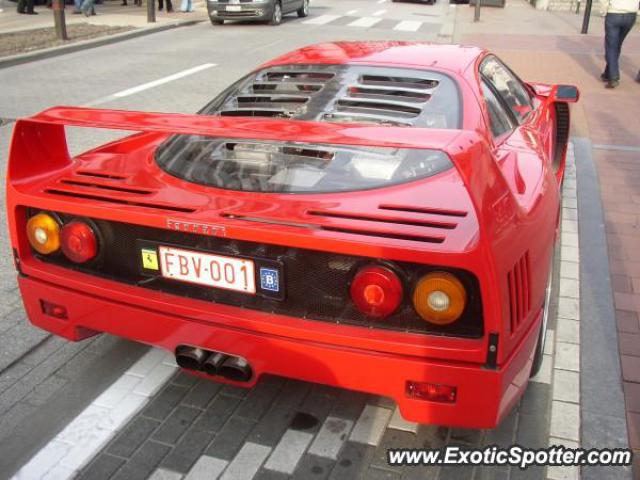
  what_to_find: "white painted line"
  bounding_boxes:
[113,63,216,98]
[264,430,314,474]
[133,361,178,397]
[349,405,392,446]
[372,9,386,16]
[376,0,387,3]
[393,20,422,32]
[346,9,358,15]
[149,468,185,480]
[220,443,271,480]
[185,456,228,480]
[13,348,176,480]
[308,417,354,460]
[302,14,340,25]
[347,16,382,28]
[388,407,418,433]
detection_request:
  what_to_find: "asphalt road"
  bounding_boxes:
[0,2,582,479]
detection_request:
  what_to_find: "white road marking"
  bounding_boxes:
[12,349,177,480]
[349,405,392,446]
[264,430,314,474]
[347,16,382,27]
[346,9,358,15]
[112,63,216,98]
[220,443,271,480]
[388,407,419,433]
[372,9,386,16]
[185,456,228,480]
[308,417,354,460]
[393,20,422,31]
[302,14,340,24]
[376,0,387,3]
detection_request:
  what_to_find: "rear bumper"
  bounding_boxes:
[207,2,272,20]
[18,274,538,429]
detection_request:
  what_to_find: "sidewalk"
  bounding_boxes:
[454,2,640,477]
[0,0,207,62]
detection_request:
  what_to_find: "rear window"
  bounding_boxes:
[155,64,460,193]
[156,138,452,194]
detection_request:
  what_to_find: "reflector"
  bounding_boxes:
[406,380,457,403]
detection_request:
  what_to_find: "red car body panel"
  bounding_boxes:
[6,42,572,428]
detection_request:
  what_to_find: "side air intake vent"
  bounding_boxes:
[508,252,531,333]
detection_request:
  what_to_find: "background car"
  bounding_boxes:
[207,0,309,26]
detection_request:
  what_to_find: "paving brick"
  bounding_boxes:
[330,389,369,422]
[617,310,640,333]
[152,405,201,444]
[112,441,172,480]
[93,373,141,410]
[274,379,311,408]
[366,466,401,479]
[252,469,289,480]
[107,416,161,458]
[559,278,580,298]
[624,382,640,413]
[615,292,640,313]
[220,442,271,480]
[370,428,415,471]
[553,369,580,404]
[79,454,126,480]
[328,441,376,480]
[142,385,191,421]
[520,382,551,415]
[205,416,256,460]
[349,405,393,446]
[449,427,484,446]
[184,455,228,480]
[148,468,184,480]
[127,349,170,378]
[517,412,549,448]
[557,297,580,320]
[161,428,216,474]
[416,425,449,449]
[293,454,335,480]
[388,408,418,434]
[510,465,546,480]
[555,342,580,372]
[246,401,298,447]
[264,429,314,474]
[550,401,580,442]
[181,380,223,410]
[530,353,552,384]
[220,383,249,399]
[475,466,510,480]
[622,356,640,383]
[298,384,341,429]
[193,395,240,432]
[134,363,178,398]
[234,379,284,422]
[560,261,579,280]
[484,408,517,447]
[556,318,580,344]
[172,371,200,388]
[308,416,354,460]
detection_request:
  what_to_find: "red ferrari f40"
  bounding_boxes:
[6,42,578,428]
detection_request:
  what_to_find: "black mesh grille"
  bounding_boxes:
[36,213,483,338]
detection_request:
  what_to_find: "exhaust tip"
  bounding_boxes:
[175,345,209,371]
[203,352,229,376]
[219,356,253,382]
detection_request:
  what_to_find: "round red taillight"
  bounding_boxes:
[350,266,403,318]
[60,221,98,263]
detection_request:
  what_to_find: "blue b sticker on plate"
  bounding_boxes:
[260,267,280,292]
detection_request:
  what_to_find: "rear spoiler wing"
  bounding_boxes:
[16,106,465,150]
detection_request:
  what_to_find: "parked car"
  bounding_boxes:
[7,41,578,428]
[207,0,309,25]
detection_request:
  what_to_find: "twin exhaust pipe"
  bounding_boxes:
[175,346,252,382]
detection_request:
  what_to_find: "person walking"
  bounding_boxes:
[600,0,639,88]
[180,0,193,12]
[159,0,173,12]
[16,0,37,15]
[80,0,96,16]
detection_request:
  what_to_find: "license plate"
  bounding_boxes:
[226,5,242,11]
[158,246,256,294]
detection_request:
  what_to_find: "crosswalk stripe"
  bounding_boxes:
[393,20,422,31]
[372,9,387,16]
[348,16,382,27]
[346,9,358,15]
[302,14,341,25]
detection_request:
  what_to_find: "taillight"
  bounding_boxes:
[26,213,61,255]
[413,271,466,325]
[60,221,98,263]
[350,265,403,318]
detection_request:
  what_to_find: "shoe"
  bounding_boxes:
[91,10,96,14]
[605,79,619,89]
[600,72,609,82]
[17,9,25,13]
[73,9,81,13]
[25,10,38,13]
[158,5,163,9]
[121,1,127,4]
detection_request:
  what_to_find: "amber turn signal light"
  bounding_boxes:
[26,213,61,255]
[412,271,466,325]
